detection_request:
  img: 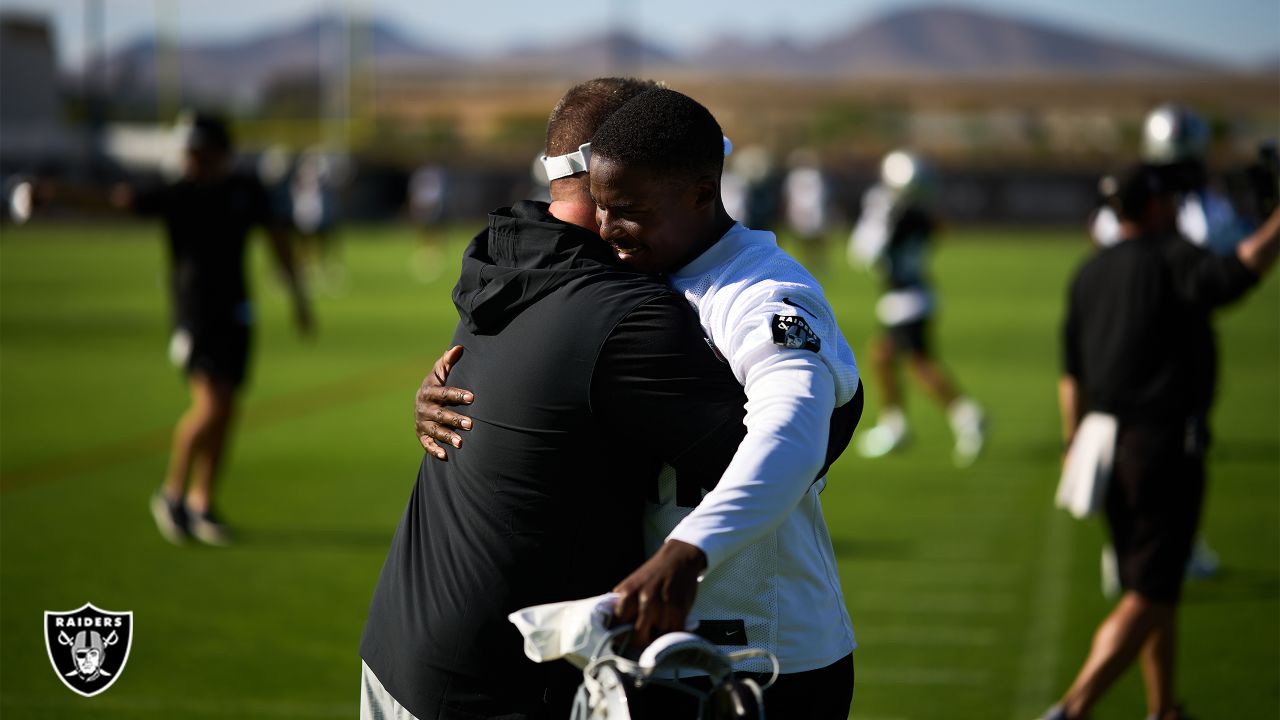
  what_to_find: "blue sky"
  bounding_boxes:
[3,0,1278,68]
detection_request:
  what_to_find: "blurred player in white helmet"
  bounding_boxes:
[1091,104,1246,255]
[849,150,986,467]
[783,148,834,274]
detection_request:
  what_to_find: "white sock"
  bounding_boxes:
[878,407,906,438]
[948,397,982,436]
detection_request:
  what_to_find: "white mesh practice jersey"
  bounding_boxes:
[654,223,858,672]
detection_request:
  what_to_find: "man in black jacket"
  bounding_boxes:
[1043,166,1279,720]
[360,78,751,720]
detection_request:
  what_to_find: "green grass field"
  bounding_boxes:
[2,221,1276,719]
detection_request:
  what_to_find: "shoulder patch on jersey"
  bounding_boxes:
[772,314,821,352]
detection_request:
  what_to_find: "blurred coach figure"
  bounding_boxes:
[1043,167,1279,720]
[121,113,313,546]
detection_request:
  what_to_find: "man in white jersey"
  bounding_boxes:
[417,87,862,718]
[588,87,860,715]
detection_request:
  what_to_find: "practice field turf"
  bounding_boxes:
[1,221,1276,719]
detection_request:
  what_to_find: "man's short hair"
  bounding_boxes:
[182,111,232,152]
[589,88,725,182]
[545,78,660,158]
[1117,163,1174,221]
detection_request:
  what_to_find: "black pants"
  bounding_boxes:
[635,653,854,719]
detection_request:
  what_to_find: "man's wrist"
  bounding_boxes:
[660,539,708,574]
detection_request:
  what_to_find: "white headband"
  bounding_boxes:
[540,137,733,181]
[540,143,592,181]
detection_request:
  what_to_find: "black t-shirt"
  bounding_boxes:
[135,173,274,330]
[882,206,933,291]
[1062,234,1257,422]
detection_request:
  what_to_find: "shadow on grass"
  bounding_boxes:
[1182,567,1280,605]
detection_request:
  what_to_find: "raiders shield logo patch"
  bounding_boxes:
[44,603,133,697]
[772,314,821,352]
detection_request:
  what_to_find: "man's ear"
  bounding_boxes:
[691,176,718,210]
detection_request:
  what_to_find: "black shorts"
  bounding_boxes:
[183,324,251,388]
[365,658,579,720]
[885,319,931,356]
[1105,419,1207,604]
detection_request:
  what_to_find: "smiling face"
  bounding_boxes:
[589,155,716,273]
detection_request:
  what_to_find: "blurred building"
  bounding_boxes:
[0,15,87,176]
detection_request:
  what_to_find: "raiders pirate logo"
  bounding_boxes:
[772,314,821,352]
[44,603,133,697]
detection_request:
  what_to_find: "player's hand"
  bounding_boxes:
[612,540,707,648]
[415,345,474,460]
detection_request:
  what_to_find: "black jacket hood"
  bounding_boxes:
[452,200,641,333]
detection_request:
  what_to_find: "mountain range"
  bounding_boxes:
[80,5,1256,105]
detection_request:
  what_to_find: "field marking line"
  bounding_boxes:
[0,356,432,493]
[1010,502,1074,719]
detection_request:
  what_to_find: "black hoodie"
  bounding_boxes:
[361,202,748,717]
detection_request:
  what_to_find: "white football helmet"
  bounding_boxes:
[570,628,779,720]
[1141,103,1209,165]
[879,149,935,206]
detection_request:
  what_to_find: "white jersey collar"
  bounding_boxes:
[672,223,776,280]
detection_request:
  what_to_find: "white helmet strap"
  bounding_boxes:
[541,143,592,181]
[541,137,733,182]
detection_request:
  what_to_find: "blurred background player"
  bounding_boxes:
[783,147,834,274]
[1045,163,1280,720]
[116,112,314,545]
[291,146,345,293]
[721,144,780,233]
[849,149,986,467]
[407,163,449,283]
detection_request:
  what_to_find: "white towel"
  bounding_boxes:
[1056,412,1118,519]
[507,593,619,669]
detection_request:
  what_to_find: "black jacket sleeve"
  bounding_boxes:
[590,294,748,500]
[1163,238,1259,310]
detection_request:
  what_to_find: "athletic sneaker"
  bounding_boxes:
[1035,706,1069,720]
[187,507,232,547]
[949,399,986,468]
[1186,539,1220,579]
[857,423,908,458]
[150,490,190,545]
[858,407,909,458]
